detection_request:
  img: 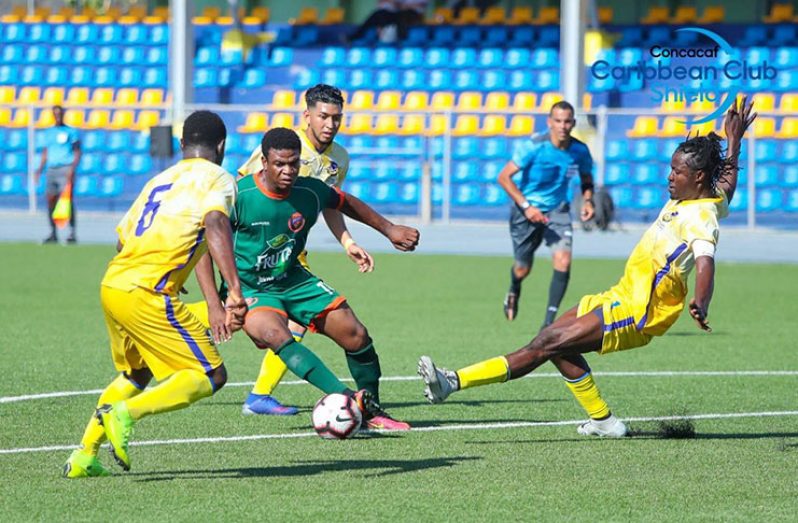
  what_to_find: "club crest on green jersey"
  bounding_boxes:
[288,212,306,232]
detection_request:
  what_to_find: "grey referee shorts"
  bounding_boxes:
[509,202,573,268]
[44,165,71,198]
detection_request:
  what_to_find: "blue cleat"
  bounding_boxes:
[241,393,299,416]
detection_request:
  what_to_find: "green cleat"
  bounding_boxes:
[62,449,111,479]
[95,402,134,471]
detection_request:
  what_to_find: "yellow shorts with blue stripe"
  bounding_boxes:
[101,285,222,381]
[577,291,653,355]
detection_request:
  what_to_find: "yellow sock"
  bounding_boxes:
[251,332,301,395]
[564,372,610,420]
[79,374,143,456]
[126,369,213,420]
[456,356,510,390]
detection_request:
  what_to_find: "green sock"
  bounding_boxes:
[277,340,348,395]
[346,343,381,403]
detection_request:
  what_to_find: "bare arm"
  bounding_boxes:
[717,95,757,204]
[578,171,595,222]
[204,211,246,331]
[69,141,82,184]
[689,255,715,332]
[322,207,374,272]
[339,193,420,252]
[497,160,548,224]
[35,148,47,180]
[195,252,231,343]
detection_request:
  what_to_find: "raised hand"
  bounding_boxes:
[723,95,757,143]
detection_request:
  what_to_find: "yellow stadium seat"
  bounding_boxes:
[598,7,613,24]
[57,6,75,18]
[65,88,89,106]
[115,88,139,106]
[349,91,375,110]
[533,6,559,24]
[507,115,534,136]
[431,7,453,24]
[452,115,479,136]
[480,6,505,25]
[661,97,687,113]
[201,6,221,19]
[485,92,510,111]
[512,93,537,112]
[143,15,166,24]
[85,110,111,129]
[94,15,116,24]
[764,3,793,23]
[0,108,11,126]
[697,6,725,23]
[294,7,318,25]
[373,114,400,135]
[47,14,68,23]
[375,91,402,111]
[141,89,165,107]
[340,114,372,135]
[779,93,798,112]
[109,110,135,130]
[456,92,482,111]
[671,6,697,24]
[215,16,235,27]
[508,7,533,25]
[689,98,715,114]
[403,91,429,111]
[0,86,15,104]
[118,14,140,24]
[425,114,449,136]
[480,115,507,136]
[321,7,344,24]
[658,116,689,138]
[34,6,51,17]
[192,15,213,26]
[582,93,593,111]
[136,110,161,130]
[751,93,775,111]
[626,116,659,137]
[128,6,147,19]
[430,92,455,111]
[539,92,564,110]
[35,109,55,128]
[271,112,295,129]
[153,6,169,19]
[753,117,776,138]
[641,6,669,24]
[272,90,297,109]
[251,7,270,22]
[43,87,65,106]
[63,109,86,128]
[237,113,269,133]
[691,120,716,136]
[398,115,425,135]
[776,117,798,138]
[17,87,41,105]
[454,7,480,25]
[90,88,115,106]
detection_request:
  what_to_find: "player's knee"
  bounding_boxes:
[529,328,563,359]
[125,368,153,389]
[341,323,370,352]
[514,264,531,279]
[210,365,227,392]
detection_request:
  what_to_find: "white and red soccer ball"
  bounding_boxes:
[312,393,363,440]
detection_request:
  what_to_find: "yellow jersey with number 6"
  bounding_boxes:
[101,158,236,296]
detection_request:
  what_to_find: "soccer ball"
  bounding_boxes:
[312,393,363,440]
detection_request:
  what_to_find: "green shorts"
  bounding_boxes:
[243,269,346,334]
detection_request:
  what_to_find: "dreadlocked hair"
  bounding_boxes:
[675,131,736,195]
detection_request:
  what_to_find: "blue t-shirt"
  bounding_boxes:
[511,133,593,212]
[41,126,80,169]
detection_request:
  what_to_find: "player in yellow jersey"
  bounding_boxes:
[419,98,757,438]
[63,111,247,477]
[234,84,414,415]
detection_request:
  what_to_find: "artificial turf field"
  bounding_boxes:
[0,242,796,521]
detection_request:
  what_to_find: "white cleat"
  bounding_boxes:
[577,414,628,438]
[417,355,458,404]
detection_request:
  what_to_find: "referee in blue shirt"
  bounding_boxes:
[35,105,82,244]
[497,100,595,328]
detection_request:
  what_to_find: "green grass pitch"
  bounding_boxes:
[0,243,796,521]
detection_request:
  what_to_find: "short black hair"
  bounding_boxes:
[183,110,226,149]
[675,132,730,193]
[305,83,345,109]
[261,127,301,156]
[550,100,575,115]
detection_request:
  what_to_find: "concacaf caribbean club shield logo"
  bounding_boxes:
[288,211,305,232]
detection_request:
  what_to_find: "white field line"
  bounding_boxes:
[2,370,797,405]
[1,410,798,456]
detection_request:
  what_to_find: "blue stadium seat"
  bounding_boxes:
[453,138,479,160]
[537,27,559,46]
[99,176,124,198]
[460,27,482,46]
[100,47,124,65]
[400,70,425,89]
[34,131,48,150]
[481,70,506,91]
[118,67,142,88]
[481,161,503,182]
[321,47,346,67]
[453,70,479,90]
[453,162,479,182]
[776,71,798,91]
[397,48,423,68]
[424,48,450,69]
[774,47,798,68]
[346,181,369,200]
[773,25,797,46]
[485,27,509,47]
[507,70,533,91]
[659,139,682,161]
[1,154,26,174]
[482,138,507,159]
[483,185,507,206]
[25,23,47,43]
[143,68,167,88]
[477,48,503,69]
[81,131,104,153]
[535,71,559,91]
[429,26,455,46]
[240,69,266,88]
[782,165,798,187]
[129,155,152,175]
[321,69,346,87]
[431,162,444,180]
[372,47,396,67]
[347,136,372,151]
[347,164,368,181]
[269,47,293,66]
[746,47,770,66]
[755,165,779,186]
[604,163,627,186]
[374,136,401,152]
[74,175,98,197]
[786,190,798,212]
[399,164,422,181]
[0,174,24,195]
[633,163,662,185]
[755,141,777,162]
[373,182,398,203]
[150,25,168,45]
[609,186,633,208]
[372,163,398,181]
[240,134,261,155]
[51,24,75,43]
[605,139,628,161]
[505,48,531,69]
[405,26,428,46]
[631,139,658,161]
[79,153,102,174]
[454,184,481,206]
[72,47,96,65]
[756,188,782,212]
[146,47,168,65]
[3,129,27,151]
[348,69,372,89]
[47,45,68,65]
[106,132,132,152]
[45,67,68,86]
[195,68,218,88]
[739,26,767,47]
[294,26,319,46]
[20,66,43,86]
[103,155,126,175]
[399,183,419,204]
[293,69,319,89]
[531,48,558,68]
[645,26,672,46]
[347,47,371,67]
[2,44,24,64]
[509,26,534,47]
[588,75,614,92]
[98,25,124,44]
[25,45,47,63]
[375,70,398,89]
[2,23,25,42]
[0,65,18,84]
[125,24,149,45]
[729,188,747,211]
[427,70,452,90]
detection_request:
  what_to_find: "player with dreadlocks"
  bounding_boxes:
[419,97,757,438]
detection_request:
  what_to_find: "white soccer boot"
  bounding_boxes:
[576,414,628,438]
[417,355,459,404]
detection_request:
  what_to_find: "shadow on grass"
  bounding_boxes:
[465,431,798,445]
[129,456,482,482]
[202,398,567,410]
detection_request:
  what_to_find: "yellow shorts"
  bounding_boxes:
[101,285,222,381]
[577,291,652,355]
[298,250,310,270]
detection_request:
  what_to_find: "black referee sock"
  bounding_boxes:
[545,270,570,325]
[509,266,523,295]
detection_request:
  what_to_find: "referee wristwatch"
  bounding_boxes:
[518,200,531,210]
